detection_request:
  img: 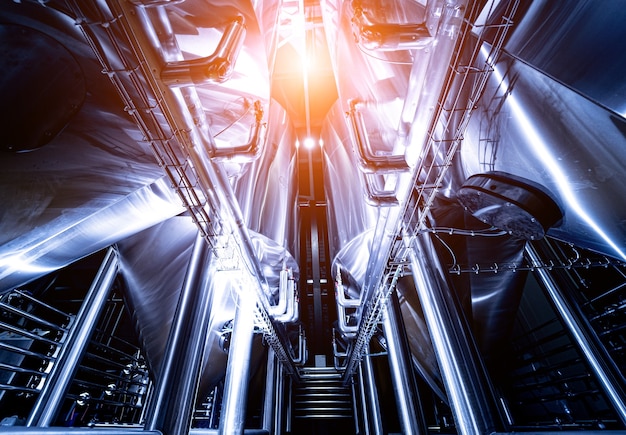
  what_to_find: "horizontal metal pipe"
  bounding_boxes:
[0,321,60,346]
[0,341,54,360]
[11,290,71,318]
[0,383,40,394]
[0,362,44,376]
[192,430,269,435]
[0,302,67,331]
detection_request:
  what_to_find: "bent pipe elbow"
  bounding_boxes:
[213,100,265,163]
[361,172,399,207]
[355,22,432,51]
[347,100,410,174]
[351,3,432,51]
[336,303,359,335]
[336,282,362,308]
[161,16,246,86]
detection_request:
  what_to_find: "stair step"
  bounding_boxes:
[295,400,352,409]
[294,414,353,419]
[291,368,355,422]
[294,394,352,402]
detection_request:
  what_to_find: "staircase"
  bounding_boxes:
[290,367,356,434]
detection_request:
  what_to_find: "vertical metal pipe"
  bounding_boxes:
[28,247,118,427]
[357,365,370,435]
[526,244,626,425]
[362,345,383,435]
[219,289,256,435]
[350,376,361,435]
[262,348,277,431]
[145,232,214,434]
[285,377,293,434]
[274,364,284,435]
[409,233,500,435]
[381,292,427,434]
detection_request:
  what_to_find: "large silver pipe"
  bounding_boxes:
[219,288,257,435]
[145,233,213,434]
[362,345,383,435]
[381,292,427,434]
[525,244,626,425]
[27,247,118,427]
[409,233,501,435]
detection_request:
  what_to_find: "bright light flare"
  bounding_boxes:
[303,137,316,149]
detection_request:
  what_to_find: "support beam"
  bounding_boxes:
[409,233,502,435]
[274,364,285,435]
[382,291,427,434]
[526,244,626,425]
[145,233,214,434]
[219,287,257,435]
[28,247,118,427]
[262,348,277,432]
[361,345,383,435]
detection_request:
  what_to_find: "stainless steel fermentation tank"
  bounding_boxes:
[1,0,626,434]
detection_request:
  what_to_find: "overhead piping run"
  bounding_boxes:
[345,0,437,191]
[137,1,265,165]
[160,16,246,86]
[68,0,300,378]
[339,0,470,342]
[340,0,520,380]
